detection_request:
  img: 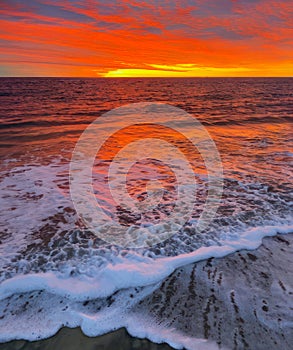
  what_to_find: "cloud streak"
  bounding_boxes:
[0,0,292,76]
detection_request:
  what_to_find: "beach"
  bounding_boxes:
[1,233,292,350]
[1,0,292,348]
[0,328,173,350]
[0,77,292,350]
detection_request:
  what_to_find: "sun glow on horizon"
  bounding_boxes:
[101,64,292,78]
[0,1,292,77]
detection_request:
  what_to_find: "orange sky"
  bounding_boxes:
[0,0,292,77]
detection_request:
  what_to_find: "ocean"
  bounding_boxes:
[0,78,292,349]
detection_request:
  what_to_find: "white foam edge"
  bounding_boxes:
[0,223,292,349]
[125,314,223,350]
[0,223,292,302]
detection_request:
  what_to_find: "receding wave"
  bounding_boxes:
[0,78,292,349]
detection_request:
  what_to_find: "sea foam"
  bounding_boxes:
[0,223,292,350]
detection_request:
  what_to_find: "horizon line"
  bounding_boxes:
[0,76,292,79]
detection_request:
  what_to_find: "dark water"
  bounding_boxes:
[0,78,292,347]
[0,78,292,150]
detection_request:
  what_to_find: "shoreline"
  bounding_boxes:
[0,327,173,350]
[0,232,292,350]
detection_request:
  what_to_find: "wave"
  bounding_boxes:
[204,115,292,126]
[0,223,292,348]
[0,113,291,132]
[0,119,89,130]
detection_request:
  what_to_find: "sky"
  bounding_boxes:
[0,0,292,77]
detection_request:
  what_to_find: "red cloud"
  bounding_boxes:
[0,0,292,76]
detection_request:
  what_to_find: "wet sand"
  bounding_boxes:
[133,233,293,349]
[0,233,292,350]
[0,327,173,350]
